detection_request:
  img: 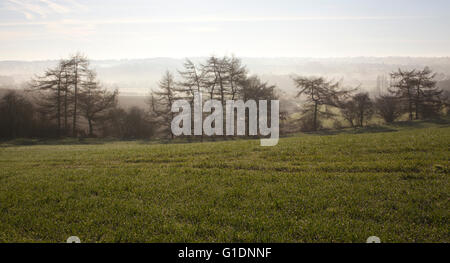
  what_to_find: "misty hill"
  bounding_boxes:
[1,57,450,96]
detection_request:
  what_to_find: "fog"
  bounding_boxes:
[1,57,450,96]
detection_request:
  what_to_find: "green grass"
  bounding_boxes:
[0,122,449,242]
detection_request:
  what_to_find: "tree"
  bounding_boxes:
[228,56,247,100]
[177,59,205,100]
[61,59,73,135]
[29,60,69,136]
[78,71,118,136]
[66,54,90,136]
[177,59,207,139]
[238,75,277,136]
[96,106,154,139]
[97,107,127,138]
[292,76,350,131]
[340,99,358,127]
[352,92,373,127]
[28,54,122,138]
[415,67,443,118]
[153,71,177,139]
[375,95,402,123]
[202,56,230,103]
[123,107,154,139]
[239,75,276,101]
[0,91,35,138]
[390,69,416,121]
[390,67,443,120]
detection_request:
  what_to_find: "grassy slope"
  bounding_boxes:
[0,123,449,242]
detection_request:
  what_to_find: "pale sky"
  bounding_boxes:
[1,0,450,60]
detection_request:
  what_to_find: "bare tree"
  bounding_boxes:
[153,71,177,139]
[61,59,72,135]
[292,76,351,131]
[210,56,230,104]
[340,99,358,127]
[228,56,247,100]
[238,75,277,136]
[201,56,232,103]
[390,69,416,120]
[97,107,127,138]
[123,107,154,139]
[353,93,373,127]
[0,91,35,138]
[97,106,154,139]
[239,75,276,101]
[29,60,69,136]
[78,71,118,136]
[177,59,207,139]
[415,67,443,118]
[340,92,373,127]
[390,67,444,120]
[66,54,89,136]
[177,59,205,99]
[375,95,402,123]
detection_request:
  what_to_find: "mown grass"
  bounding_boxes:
[0,122,449,243]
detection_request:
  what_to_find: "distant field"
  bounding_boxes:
[0,122,449,242]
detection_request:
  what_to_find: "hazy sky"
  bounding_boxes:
[1,0,450,60]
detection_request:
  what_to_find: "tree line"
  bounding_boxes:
[150,56,278,139]
[292,67,447,131]
[0,55,277,140]
[0,54,448,140]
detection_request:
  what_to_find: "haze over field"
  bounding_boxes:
[1,57,450,96]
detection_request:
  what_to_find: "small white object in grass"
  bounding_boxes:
[366,236,381,243]
[67,236,81,243]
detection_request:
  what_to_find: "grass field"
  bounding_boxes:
[0,121,449,242]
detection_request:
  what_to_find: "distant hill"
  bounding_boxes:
[1,57,450,95]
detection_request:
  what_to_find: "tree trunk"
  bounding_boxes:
[360,109,364,127]
[407,89,413,121]
[88,118,93,137]
[313,101,318,131]
[57,73,61,137]
[64,89,68,135]
[64,72,68,136]
[170,111,174,139]
[409,100,413,121]
[415,88,420,120]
[72,66,78,137]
